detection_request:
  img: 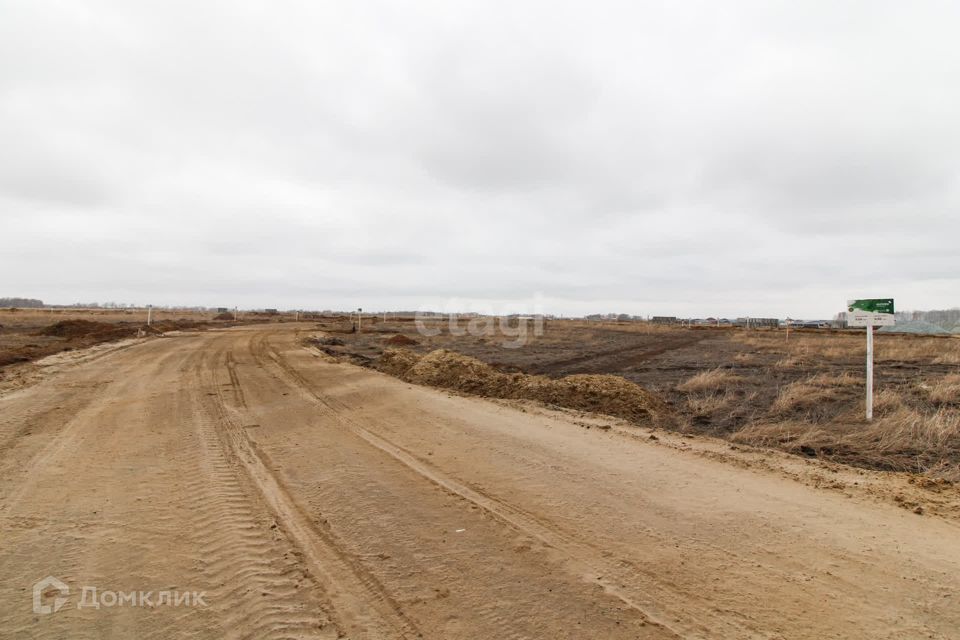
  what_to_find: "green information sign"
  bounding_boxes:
[845,297,896,422]
[847,298,894,314]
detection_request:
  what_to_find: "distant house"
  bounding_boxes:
[785,319,831,329]
[735,317,779,329]
[652,316,678,325]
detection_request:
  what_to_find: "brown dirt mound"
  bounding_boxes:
[405,349,516,395]
[36,320,125,339]
[153,319,207,332]
[214,312,235,321]
[384,334,419,346]
[378,348,426,377]
[519,374,671,424]
[379,348,670,426]
[0,347,36,367]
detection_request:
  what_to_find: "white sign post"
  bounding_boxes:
[865,317,873,420]
[845,299,895,422]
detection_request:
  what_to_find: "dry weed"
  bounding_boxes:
[933,343,960,365]
[928,374,960,406]
[769,372,878,417]
[677,367,741,393]
[774,356,806,369]
[685,389,758,417]
[804,371,862,387]
[871,388,906,417]
[770,382,840,414]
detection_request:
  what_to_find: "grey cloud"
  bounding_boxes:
[1,1,958,317]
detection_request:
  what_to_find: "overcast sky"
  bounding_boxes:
[2,1,958,317]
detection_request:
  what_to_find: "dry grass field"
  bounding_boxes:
[318,318,960,480]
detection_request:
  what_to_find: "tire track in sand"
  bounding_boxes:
[198,341,422,640]
[184,348,335,640]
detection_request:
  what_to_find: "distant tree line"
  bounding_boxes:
[0,297,43,308]
[896,308,960,328]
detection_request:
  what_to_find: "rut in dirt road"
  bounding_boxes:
[188,361,335,639]
[201,345,423,640]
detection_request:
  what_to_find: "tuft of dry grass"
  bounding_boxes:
[676,367,741,393]
[767,372,869,417]
[804,371,863,387]
[774,356,806,369]
[685,389,757,417]
[770,382,840,415]
[928,374,960,406]
[933,341,960,365]
[872,388,906,416]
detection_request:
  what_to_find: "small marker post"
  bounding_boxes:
[866,319,874,421]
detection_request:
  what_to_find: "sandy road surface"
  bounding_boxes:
[1,324,958,639]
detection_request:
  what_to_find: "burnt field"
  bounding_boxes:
[313,317,960,479]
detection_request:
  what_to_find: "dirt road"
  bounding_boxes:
[1,324,958,639]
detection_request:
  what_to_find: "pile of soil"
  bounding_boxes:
[521,374,672,424]
[384,334,419,346]
[2,320,134,370]
[0,347,36,367]
[214,312,235,321]
[378,348,423,377]
[152,319,208,332]
[35,320,129,340]
[380,348,671,426]
[405,349,515,395]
